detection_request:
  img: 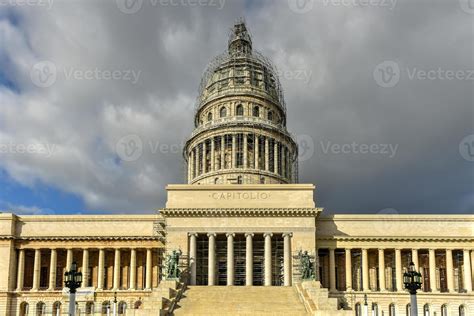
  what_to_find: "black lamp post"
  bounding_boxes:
[403,261,422,316]
[64,261,82,316]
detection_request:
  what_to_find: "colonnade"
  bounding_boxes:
[15,248,158,292]
[188,232,293,286]
[318,247,473,293]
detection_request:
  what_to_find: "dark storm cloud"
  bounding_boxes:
[0,0,472,213]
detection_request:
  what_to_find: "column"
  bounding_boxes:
[220,136,225,169]
[202,141,207,173]
[130,249,136,290]
[97,249,105,290]
[210,137,215,171]
[48,249,57,290]
[32,249,41,291]
[345,249,352,291]
[243,134,248,168]
[282,146,286,178]
[208,233,216,286]
[378,249,385,291]
[189,233,198,286]
[471,250,474,289]
[227,233,235,286]
[66,249,73,271]
[274,141,278,173]
[231,134,236,169]
[245,233,253,286]
[16,249,25,291]
[113,249,121,290]
[195,145,200,175]
[254,135,259,169]
[189,150,194,181]
[412,249,419,270]
[329,248,336,292]
[395,248,402,291]
[429,249,438,292]
[264,137,269,171]
[283,233,292,286]
[264,233,272,286]
[446,249,454,292]
[146,249,152,290]
[82,249,89,288]
[362,248,369,291]
[463,249,473,292]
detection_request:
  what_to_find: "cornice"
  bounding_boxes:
[13,236,163,242]
[317,236,474,242]
[161,208,321,217]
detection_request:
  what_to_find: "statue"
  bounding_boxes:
[298,250,315,280]
[163,249,182,279]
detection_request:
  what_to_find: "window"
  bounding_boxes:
[372,303,379,316]
[20,302,29,316]
[268,110,273,121]
[260,177,265,184]
[459,305,466,316]
[236,104,244,116]
[220,107,227,118]
[207,112,212,121]
[214,178,219,184]
[355,303,361,316]
[134,301,143,309]
[118,302,127,315]
[101,302,110,316]
[406,304,411,316]
[441,305,448,316]
[423,304,430,316]
[237,176,242,184]
[36,302,45,316]
[389,304,396,316]
[252,106,260,117]
[53,302,62,316]
[85,302,94,315]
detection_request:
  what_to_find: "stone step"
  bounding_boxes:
[173,286,308,315]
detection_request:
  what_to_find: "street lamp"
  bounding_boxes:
[113,291,117,316]
[403,261,422,316]
[64,261,82,316]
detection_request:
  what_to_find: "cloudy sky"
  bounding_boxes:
[0,0,472,215]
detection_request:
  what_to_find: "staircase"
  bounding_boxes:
[173,286,308,315]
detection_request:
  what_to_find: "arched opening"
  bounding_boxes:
[101,301,110,316]
[118,301,127,315]
[372,303,379,316]
[52,301,61,316]
[441,304,448,316]
[252,106,260,117]
[36,302,45,316]
[260,176,265,184]
[389,303,396,316]
[268,110,273,121]
[20,302,29,316]
[85,302,94,315]
[459,305,466,316]
[236,104,244,116]
[406,304,411,316]
[207,112,212,121]
[355,303,361,316]
[237,176,242,184]
[423,304,430,316]
[214,177,219,184]
[220,107,227,118]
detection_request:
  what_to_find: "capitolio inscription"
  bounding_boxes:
[209,192,271,200]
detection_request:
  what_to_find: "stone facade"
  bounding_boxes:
[0,21,472,316]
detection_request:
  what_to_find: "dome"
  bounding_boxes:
[195,21,286,116]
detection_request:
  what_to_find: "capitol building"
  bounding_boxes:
[0,21,472,316]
